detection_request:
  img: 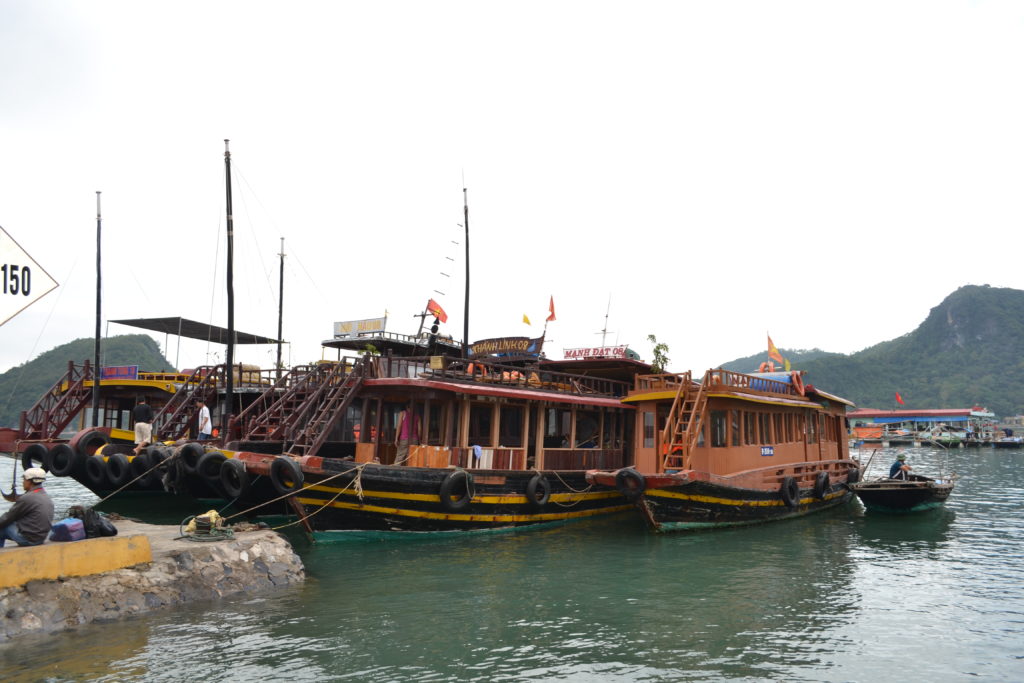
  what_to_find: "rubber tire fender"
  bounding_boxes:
[439,469,475,512]
[196,451,228,483]
[846,467,860,485]
[525,473,552,509]
[82,456,109,490]
[270,456,305,496]
[615,468,647,500]
[220,458,251,499]
[76,429,110,457]
[131,451,160,489]
[178,442,206,475]
[106,453,133,489]
[780,476,800,508]
[48,443,79,477]
[813,471,831,500]
[21,443,50,472]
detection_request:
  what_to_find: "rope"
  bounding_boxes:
[537,468,593,508]
[177,515,236,542]
[220,462,368,522]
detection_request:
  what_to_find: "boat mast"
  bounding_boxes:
[277,237,284,380]
[92,191,101,427]
[462,186,469,357]
[223,140,235,438]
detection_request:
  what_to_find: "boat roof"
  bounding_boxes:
[539,357,653,383]
[849,407,993,419]
[112,317,282,345]
[321,331,462,356]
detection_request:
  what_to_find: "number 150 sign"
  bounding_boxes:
[0,225,58,326]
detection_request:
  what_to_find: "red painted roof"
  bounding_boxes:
[848,408,975,418]
[364,378,627,408]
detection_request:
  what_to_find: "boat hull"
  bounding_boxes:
[850,478,953,512]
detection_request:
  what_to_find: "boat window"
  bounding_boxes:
[603,410,621,449]
[806,411,818,444]
[426,402,446,446]
[643,411,656,449]
[577,408,600,448]
[341,404,362,441]
[545,407,572,448]
[499,404,524,447]
[759,413,771,444]
[710,410,727,447]
[731,410,741,446]
[469,403,494,447]
[744,412,756,445]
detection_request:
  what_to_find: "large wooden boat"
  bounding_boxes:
[849,474,955,512]
[586,368,860,532]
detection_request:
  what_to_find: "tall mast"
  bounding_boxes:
[462,186,470,357]
[223,140,235,438]
[92,191,102,427]
[277,237,284,380]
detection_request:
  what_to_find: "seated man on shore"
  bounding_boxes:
[0,468,55,547]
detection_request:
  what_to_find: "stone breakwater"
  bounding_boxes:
[0,521,304,641]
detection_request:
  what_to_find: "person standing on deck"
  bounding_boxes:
[394,403,421,465]
[889,452,912,479]
[132,397,154,455]
[196,399,212,440]
[0,468,54,547]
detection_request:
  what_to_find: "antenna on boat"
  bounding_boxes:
[223,139,235,439]
[277,237,285,381]
[92,191,102,427]
[596,294,614,346]
[462,183,470,358]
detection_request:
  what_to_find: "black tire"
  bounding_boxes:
[439,470,475,512]
[106,453,133,488]
[270,456,305,495]
[220,458,251,499]
[48,443,79,477]
[846,467,860,485]
[145,445,170,470]
[615,468,646,500]
[196,451,228,483]
[131,451,161,489]
[525,473,551,509]
[82,456,108,490]
[178,443,205,475]
[813,471,831,500]
[76,429,110,457]
[780,476,800,508]
[21,443,50,471]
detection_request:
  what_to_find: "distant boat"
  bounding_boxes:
[849,473,955,512]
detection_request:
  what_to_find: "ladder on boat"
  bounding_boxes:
[19,360,96,441]
[660,370,709,471]
[237,363,346,442]
[152,366,222,440]
[284,361,366,458]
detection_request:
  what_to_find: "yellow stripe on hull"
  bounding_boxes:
[304,484,622,506]
[294,496,633,523]
[645,487,845,507]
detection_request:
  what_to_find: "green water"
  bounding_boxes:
[2,447,1023,681]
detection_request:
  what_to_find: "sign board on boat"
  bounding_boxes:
[101,365,139,381]
[469,336,544,359]
[333,317,387,338]
[0,225,58,327]
[563,345,629,360]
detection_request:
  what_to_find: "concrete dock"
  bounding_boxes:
[0,520,305,641]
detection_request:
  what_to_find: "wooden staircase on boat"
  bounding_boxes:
[233,364,323,441]
[19,360,96,441]
[284,361,365,457]
[152,365,222,440]
[660,370,709,471]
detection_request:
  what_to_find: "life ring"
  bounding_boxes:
[106,453,133,488]
[21,443,50,471]
[47,443,79,477]
[525,473,551,509]
[270,456,305,495]
[82,456,108,490]
[75,429,110,457]
[196,451,228,485]
[846,467,860,485]
[813,471,831,500]
[758,361,775,372]
[780,476,800,508]
[178,442,206,475]
[220,458,251,499]
[615,468,646,500]
[439,469,475,512]
[790,371,805,396]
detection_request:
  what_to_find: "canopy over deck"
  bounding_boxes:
[111,317,282,345]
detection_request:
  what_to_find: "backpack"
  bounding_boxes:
[67,505,118,538]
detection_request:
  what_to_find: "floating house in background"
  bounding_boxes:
[848,406,997,447]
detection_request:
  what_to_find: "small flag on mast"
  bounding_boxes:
[895,392,905,405]
[523,313,531,325]
[546,296,556,322]
[767,334,784,364]
[426,298,448,323]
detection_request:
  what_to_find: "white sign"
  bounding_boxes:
[333,317,387,338]
[563,345,628,359]
[0,225,58,326]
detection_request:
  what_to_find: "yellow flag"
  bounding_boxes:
[523,314,531,325]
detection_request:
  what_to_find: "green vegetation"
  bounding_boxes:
[721,285,1024,418]
[647,334,670,373]
[0,335,174,428]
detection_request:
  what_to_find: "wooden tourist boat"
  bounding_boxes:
[585,369,861,532]
[849,473,955,512]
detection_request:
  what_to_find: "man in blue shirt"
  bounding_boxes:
[889,452,912,479]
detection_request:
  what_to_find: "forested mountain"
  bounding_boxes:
[0,335,174,428]
[722,285,1024,418]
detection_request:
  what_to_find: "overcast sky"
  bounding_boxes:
[2,1,1022,378]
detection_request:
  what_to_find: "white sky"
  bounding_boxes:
[2,1,1023,375]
